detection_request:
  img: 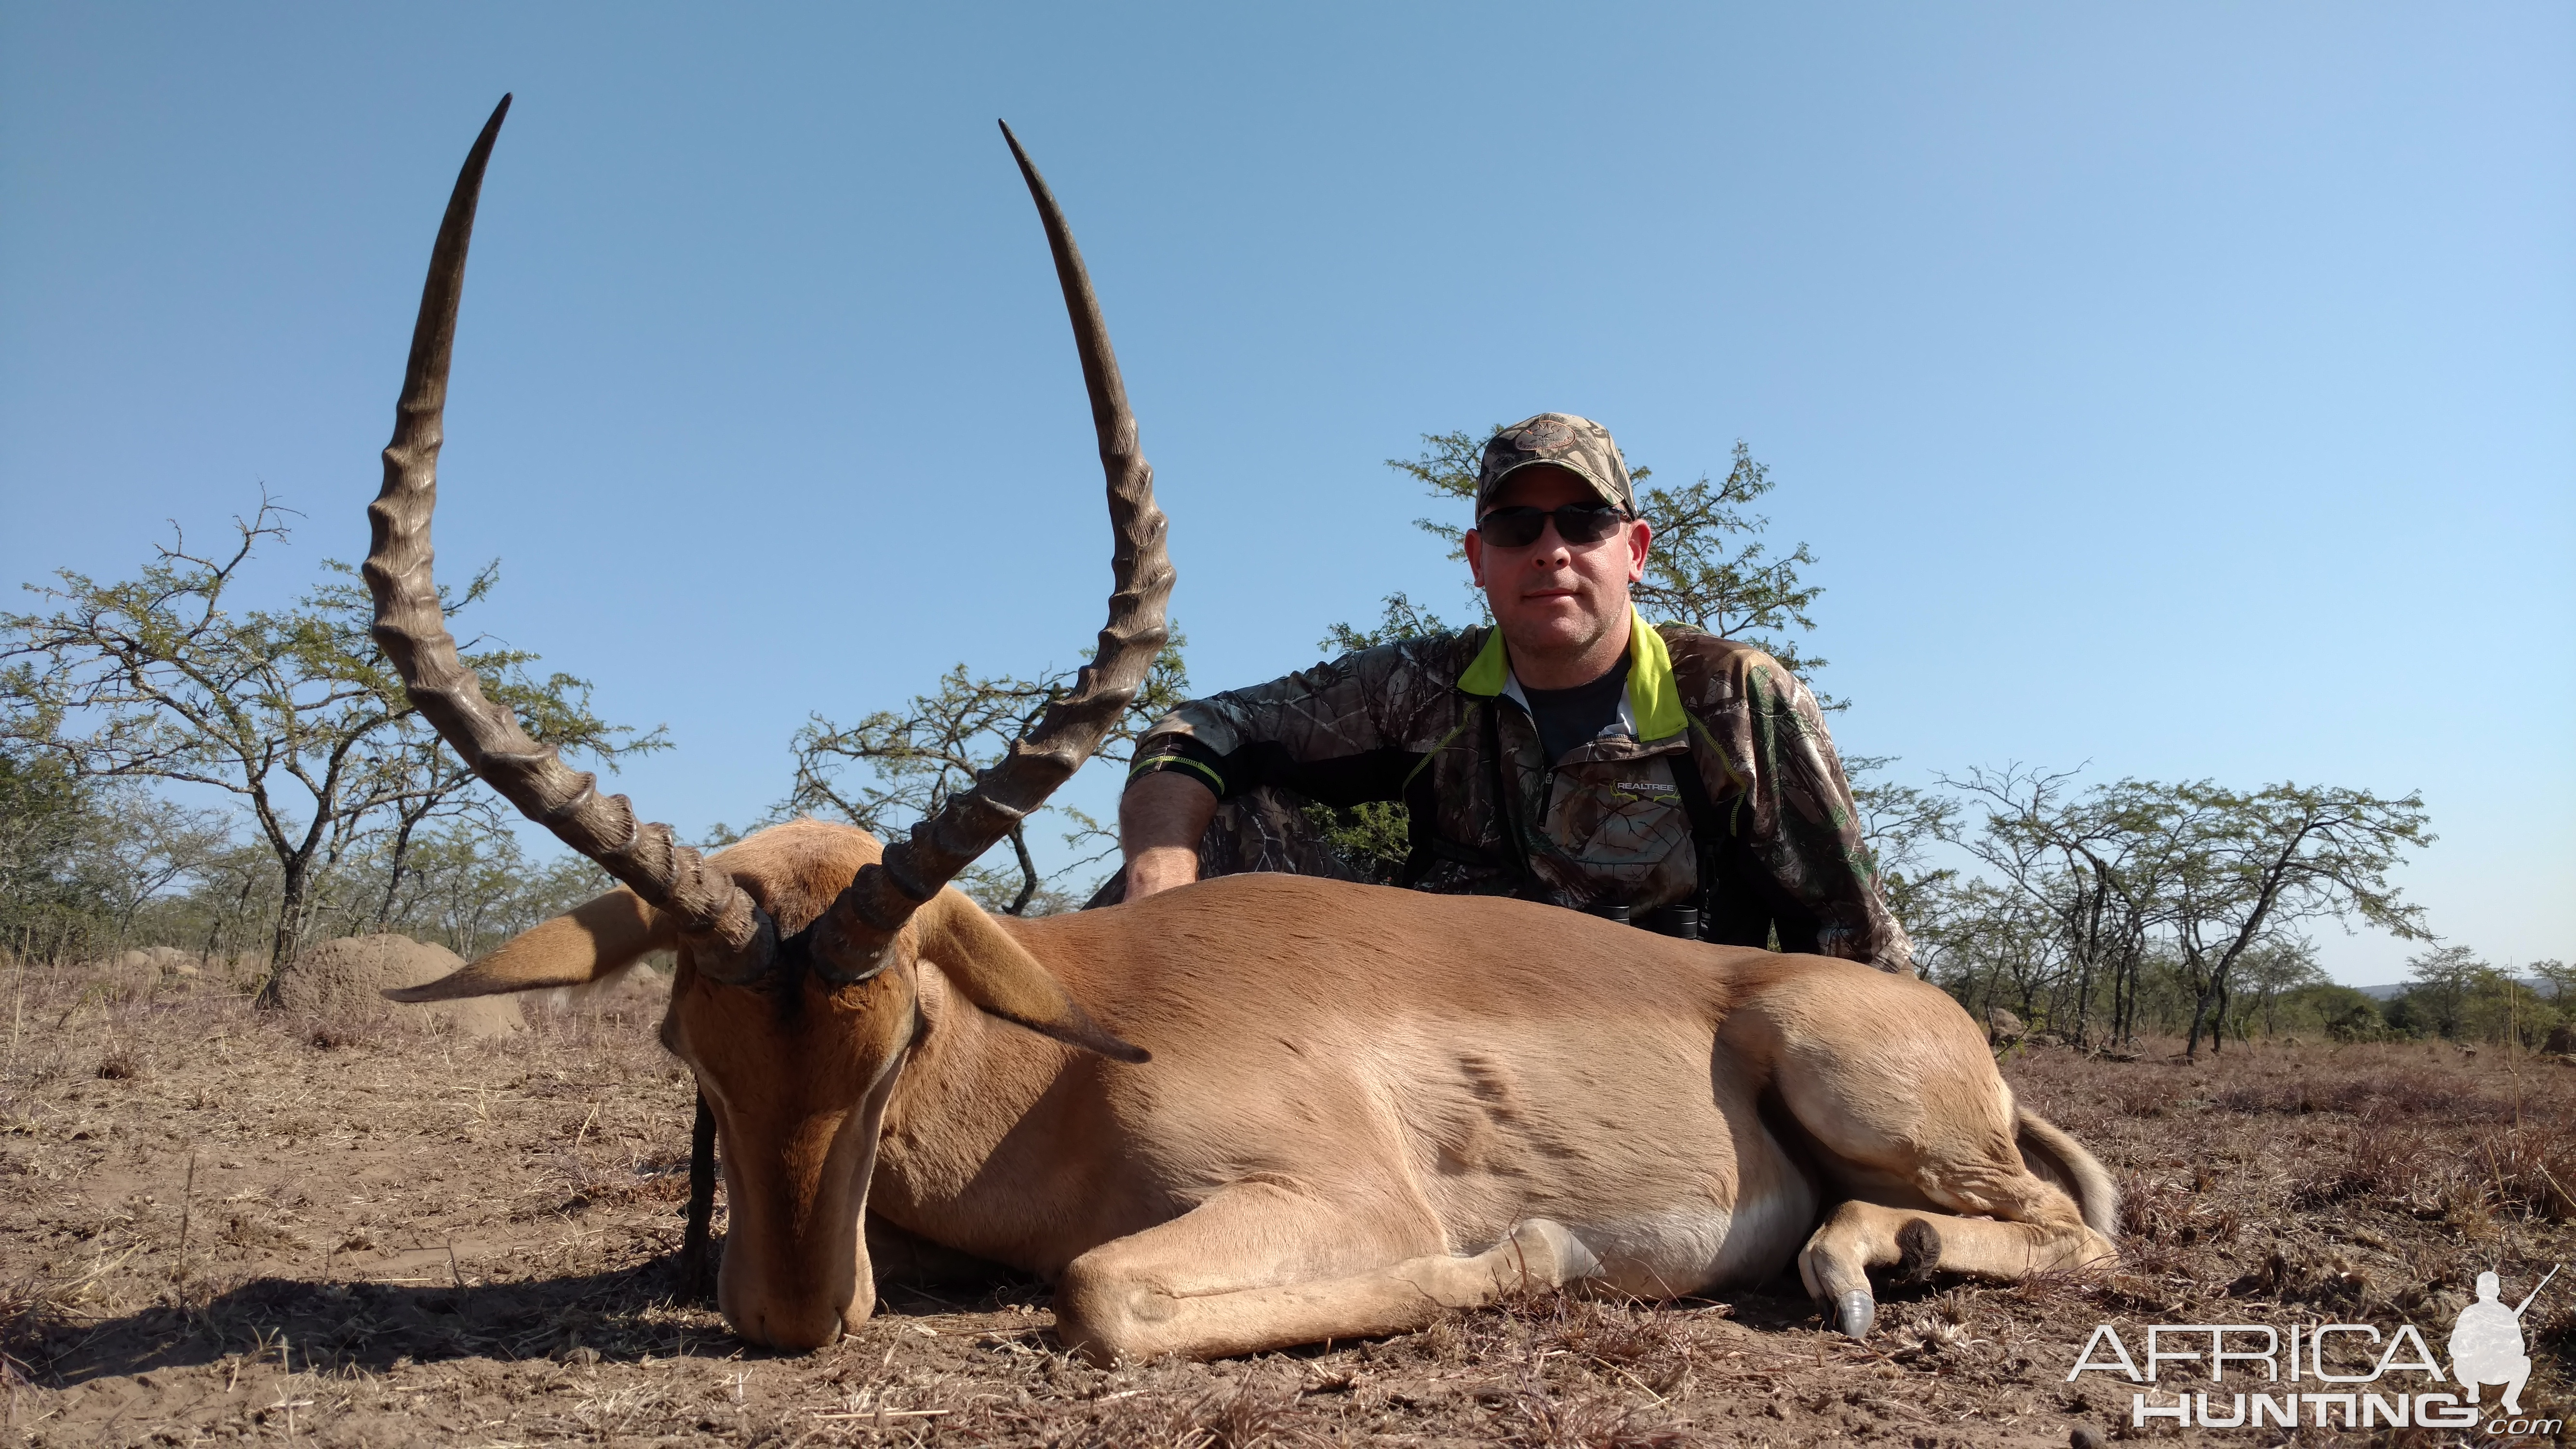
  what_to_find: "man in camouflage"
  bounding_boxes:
[1113,413,1912,973]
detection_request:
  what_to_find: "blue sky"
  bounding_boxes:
[3,4,2568,982]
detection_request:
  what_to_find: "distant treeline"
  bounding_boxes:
[1872,767,2565,1055]
[1933,930,2571,1054]
[0,746,607,970]
[9,460,2563,1056]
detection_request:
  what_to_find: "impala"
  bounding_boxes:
[371,98,2118,1361]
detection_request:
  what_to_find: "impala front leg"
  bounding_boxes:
[1052,1182,1602,1364]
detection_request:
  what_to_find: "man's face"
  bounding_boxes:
[1464,465,1652,665]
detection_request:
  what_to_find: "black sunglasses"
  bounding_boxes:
[1474,503,1629,550]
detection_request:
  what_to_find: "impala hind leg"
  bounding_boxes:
[1053,1183,1600,1364]
[1743,970,2118,1339]
[1795,1165,2112,1338]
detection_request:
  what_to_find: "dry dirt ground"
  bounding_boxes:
[3,954,2569,1448]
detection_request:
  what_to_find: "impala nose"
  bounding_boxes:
[738,1301,846,1353]
[720,1249,859,1352]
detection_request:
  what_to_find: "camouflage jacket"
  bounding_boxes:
[1130,610,1913,971]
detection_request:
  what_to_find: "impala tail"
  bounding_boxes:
[2014,1107,2120,1239]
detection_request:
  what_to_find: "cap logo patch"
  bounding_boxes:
[1519,418,1575,451]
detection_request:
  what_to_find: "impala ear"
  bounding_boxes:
[385,888,676,1002]
[912,891,1148,1064]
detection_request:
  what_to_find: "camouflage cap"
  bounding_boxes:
[1476,413,1636,516]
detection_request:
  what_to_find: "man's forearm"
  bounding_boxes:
[1120,770,1219,899]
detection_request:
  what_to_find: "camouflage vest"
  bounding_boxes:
[1131,608,1913,970]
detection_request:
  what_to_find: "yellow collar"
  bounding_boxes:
[1458,606,1685,742]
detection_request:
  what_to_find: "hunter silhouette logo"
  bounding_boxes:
[2453,1265,2556,1417]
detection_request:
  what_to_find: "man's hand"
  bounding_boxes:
[1120,770,1218,900]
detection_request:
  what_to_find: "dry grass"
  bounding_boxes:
[2,951,2570,1446]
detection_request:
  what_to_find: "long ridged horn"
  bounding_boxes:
[362,96,773,978]
[808,121,1174,982]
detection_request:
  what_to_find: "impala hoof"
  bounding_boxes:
[1836,1289,1876,1340]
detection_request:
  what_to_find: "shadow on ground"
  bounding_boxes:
[36,1241,1833,1393]
[27,1214,1075,1389]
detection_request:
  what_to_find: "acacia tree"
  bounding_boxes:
[0,501,657,970]
[787,637,1191,915]
[1919,771,2433,1053]
[84,787,230,941]
[2132,780,2431,1059]
[1922,874,2071,1032]
[0,742,113,957]
[2534,959,2575,1010]
[2227,939,2326,1040]
[2395,943,2490,1040]
[173,838,285,972]
[363,822,612,960]
[1938,766,2176,1049]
